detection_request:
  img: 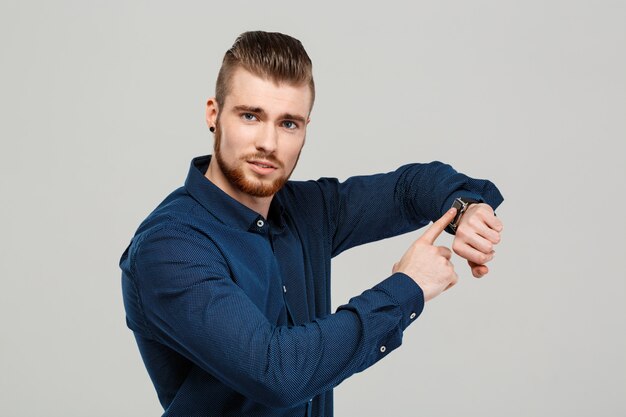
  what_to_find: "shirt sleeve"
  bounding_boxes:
[127,223,425,409]
[307,161,504,257]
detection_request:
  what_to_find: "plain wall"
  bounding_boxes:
[1,1,624,416]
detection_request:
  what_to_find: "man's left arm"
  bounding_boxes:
[294,161,504,267]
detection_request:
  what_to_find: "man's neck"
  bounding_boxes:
[204,158,273,219]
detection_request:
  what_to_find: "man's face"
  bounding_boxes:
[208,67,311,199]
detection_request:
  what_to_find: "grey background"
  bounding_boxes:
[1,1,624,416]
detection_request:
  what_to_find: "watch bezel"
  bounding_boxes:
[449,197,478,232]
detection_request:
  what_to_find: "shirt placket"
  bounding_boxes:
[267,228,298,326]
[270,225,310,326]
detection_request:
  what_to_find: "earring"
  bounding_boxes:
[209,126,215,133]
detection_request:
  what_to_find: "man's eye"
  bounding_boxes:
[282,121,298,130]
[242,113,257,121]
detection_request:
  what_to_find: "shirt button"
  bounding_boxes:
[256,219,264,227]
[410,312,417,320]
[309,398,313,403]
[380,346,386,353]
[283,285,287,293]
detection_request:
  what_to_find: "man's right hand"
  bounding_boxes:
[392,208,459,302]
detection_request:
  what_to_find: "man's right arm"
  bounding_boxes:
[122,222,425,409]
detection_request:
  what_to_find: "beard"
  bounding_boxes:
[213,125,300,198]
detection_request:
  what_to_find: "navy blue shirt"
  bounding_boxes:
[120,155,503,416]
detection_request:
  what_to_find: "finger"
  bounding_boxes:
[460,207,501,243]
[455,244,495,265]
[482,210,503,232]
[419,208,457,244]
[473,222,501,245]
[437,246,452,260]
[473,266,488,278]
[458,231,494,254]
[469,260,489,278]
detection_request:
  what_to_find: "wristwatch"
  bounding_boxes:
[448,197,479,233]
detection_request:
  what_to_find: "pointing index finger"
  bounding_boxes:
[419,208,457,244]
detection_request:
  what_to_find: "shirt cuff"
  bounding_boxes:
[374,272,425,330]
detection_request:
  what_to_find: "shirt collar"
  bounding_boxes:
[184,155,286,233]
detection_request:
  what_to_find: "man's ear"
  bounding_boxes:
[205,98,219,129]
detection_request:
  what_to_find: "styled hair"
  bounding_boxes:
[215,31,315,111]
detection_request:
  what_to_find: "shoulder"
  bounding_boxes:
[126,216,228,292]
[133,185,218,238]
[128,187,224,262]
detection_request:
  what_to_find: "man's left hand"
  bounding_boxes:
[451,203,503,278]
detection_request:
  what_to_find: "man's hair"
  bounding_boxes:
[215,31,315,111]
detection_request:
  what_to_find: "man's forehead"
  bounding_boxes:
[224,67,312,116]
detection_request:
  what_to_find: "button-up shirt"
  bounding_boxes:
[120,155,503,416]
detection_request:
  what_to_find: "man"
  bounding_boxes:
[120,31,503,417]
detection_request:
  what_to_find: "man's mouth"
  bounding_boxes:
[248,160,277,169]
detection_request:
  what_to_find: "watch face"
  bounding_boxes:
[453,198,466,210]
[450,198,474,231]
[454,197,479,211]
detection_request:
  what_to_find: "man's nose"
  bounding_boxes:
[254,124,278,153]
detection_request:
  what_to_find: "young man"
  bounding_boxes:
[120,31,504,417]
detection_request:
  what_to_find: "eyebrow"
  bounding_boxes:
[232,105,307,124]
